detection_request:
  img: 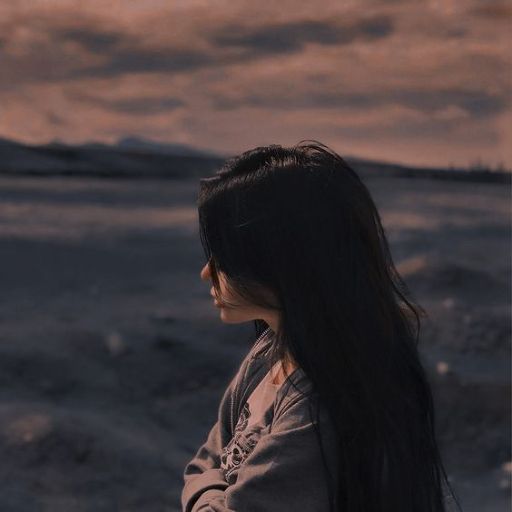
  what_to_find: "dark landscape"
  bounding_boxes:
[0,139,510,511]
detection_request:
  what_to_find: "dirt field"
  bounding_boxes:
[0,173,509,511]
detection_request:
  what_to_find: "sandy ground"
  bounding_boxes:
[0,173,509,511]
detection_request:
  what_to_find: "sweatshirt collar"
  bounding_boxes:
[250,328,313,400]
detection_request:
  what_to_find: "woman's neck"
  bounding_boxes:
[271,357,298,385]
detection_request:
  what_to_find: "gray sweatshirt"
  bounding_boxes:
[181,328,339,512]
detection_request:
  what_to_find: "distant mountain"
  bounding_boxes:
[0,136,25,148]
[0,135,225,179]
[115,136,223,158]
[0,135,508,183]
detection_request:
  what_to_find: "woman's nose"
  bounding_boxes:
[200,262,211,281]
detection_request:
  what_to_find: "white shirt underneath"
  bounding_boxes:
[244,359,283,428]
[220,359,283,483]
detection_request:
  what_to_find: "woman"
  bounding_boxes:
[181,141,463,512]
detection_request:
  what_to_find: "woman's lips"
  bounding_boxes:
[210,287,222,306]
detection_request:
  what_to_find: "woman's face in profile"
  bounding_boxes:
[200,260,233,308]
[199,260,279,330]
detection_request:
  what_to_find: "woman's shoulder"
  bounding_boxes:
[270,368,339,474]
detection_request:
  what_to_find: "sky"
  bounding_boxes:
[0,0,511,169]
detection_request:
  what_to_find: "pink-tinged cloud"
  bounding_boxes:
[0,0,510,169]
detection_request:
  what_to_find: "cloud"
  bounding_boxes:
[49,22,215,79]
[45,112,67,127]
[0,11,217,87]
[209,15,394,57]
[210,87,510,119]
[77,49,212,79]
[469,2,512,19]
[65,91,185,115]
[53,27,126,54]
[1,13,395,84]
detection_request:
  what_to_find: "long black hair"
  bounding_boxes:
[197,140,463,511]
